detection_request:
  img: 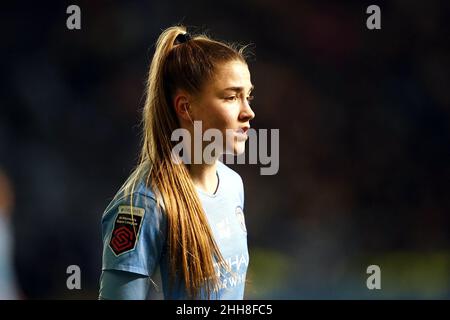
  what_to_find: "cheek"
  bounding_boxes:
[201,104,237,131]
[216,110,235,129]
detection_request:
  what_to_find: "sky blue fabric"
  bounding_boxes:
[100,160,249,300]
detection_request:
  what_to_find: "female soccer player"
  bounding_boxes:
[99,25,255,299]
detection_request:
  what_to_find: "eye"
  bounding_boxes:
[225,96,238,101]
[247,95,254,104]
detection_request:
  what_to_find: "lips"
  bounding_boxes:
[237,126,249,133]
[235,127,249,140]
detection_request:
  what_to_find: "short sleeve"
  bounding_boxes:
[101,192,166,277]
[99,270,150,300]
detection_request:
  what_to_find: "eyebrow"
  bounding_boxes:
[222,85,255,93]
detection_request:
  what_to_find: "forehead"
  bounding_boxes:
[211,60,252,91]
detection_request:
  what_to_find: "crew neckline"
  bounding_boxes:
[195,168,221,198]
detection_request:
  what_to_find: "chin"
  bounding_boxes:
[233,142,246,155]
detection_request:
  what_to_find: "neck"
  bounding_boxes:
[188,161,218,195]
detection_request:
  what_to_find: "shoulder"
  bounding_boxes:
[102,163,159,217]
[101,172,166,245]
[110,172,157,206]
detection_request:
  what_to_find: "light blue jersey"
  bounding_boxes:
[100,160,249,299]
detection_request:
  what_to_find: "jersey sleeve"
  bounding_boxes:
[101,192,166,277]
[98,269,150,300]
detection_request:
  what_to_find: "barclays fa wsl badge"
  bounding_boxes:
[235,206,247,233]
[109,205,145,256]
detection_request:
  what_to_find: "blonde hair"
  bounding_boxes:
[120,25,249,298]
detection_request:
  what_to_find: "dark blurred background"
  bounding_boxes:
[1,0,449,299]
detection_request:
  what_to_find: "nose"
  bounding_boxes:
[239,99,255,122]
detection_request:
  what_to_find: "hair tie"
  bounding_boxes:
[175,32,192,44]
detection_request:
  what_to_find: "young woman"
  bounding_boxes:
[99,25,255,300]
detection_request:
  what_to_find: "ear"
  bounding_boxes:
[173,91,192,122]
